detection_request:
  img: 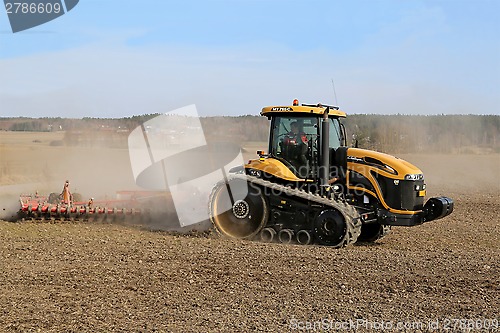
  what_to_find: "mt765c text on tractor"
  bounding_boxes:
[209,100,453,248]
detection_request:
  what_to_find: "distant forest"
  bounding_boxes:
[1,114,498,154]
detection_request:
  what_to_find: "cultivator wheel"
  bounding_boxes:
[48,193,60,204]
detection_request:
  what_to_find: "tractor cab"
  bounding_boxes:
[262,102,347,181]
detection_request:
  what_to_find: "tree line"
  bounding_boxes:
[1,114,498,154]
[344,114,499,153]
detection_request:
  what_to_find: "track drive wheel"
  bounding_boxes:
[209,178,268,239]
[314,208,360,248]
[357,224,391,243]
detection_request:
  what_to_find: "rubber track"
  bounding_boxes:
[209,174,362,247]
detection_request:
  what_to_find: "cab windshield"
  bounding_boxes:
[270,116,343,177]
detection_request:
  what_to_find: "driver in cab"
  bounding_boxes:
[284,122,308,147]
[283,122,308,171]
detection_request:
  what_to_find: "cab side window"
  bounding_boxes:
[271,117,317,177]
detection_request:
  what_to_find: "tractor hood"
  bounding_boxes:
[347,148,423,181]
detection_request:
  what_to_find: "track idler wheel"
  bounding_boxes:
[210,178,268,239]
[314,208,359,248]
[296,230,312,245]
[278,229,294,244]
[260,228,276,242]
[357,223,391,243]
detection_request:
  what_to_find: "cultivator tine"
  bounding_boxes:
[17,191,156,224]
[18,203,145,223]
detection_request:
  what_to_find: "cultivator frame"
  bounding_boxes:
[18,192,151,222]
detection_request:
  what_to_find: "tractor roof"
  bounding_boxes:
[261,104,347,118]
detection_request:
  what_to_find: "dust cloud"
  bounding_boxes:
[397,153,500,195]
[0,131,216,232]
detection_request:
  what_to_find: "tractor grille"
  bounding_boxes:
[373,173,425,211]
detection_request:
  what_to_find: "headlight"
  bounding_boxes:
[405,173,423,181]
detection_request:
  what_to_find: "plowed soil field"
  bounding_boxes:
[0,132,498,332]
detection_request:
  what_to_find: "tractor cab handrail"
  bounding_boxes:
[301,103,340,110]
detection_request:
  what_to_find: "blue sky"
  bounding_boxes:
[0,0,499,117]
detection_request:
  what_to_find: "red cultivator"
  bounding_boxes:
[17,191,156,222]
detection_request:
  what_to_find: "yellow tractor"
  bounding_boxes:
[209,100,453,247]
